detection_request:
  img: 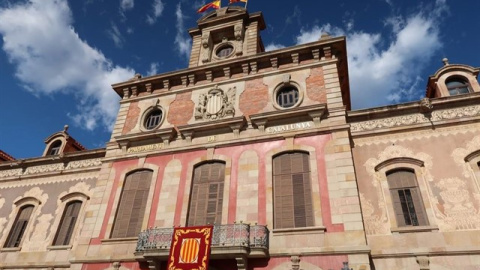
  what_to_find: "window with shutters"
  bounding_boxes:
[111,170,153,238]
[273,152,314,229]
[387,169,428,227]
[53,201,82,246]
[4,205,34,248]
[187,162,225,226]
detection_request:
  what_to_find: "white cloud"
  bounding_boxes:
[107,22,125,47]
[120,0,134,11]
[265,43,285,52]
[146,0,165,25]
[174,3,191,59]
[0,0,134,130]
[296,24,345,44]
[291,1,448,109]
[147,62,159,76]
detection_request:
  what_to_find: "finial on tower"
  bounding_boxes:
[63,125,69,132]
[442,58,449,66]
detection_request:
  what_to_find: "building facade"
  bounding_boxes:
[0,7,479,270]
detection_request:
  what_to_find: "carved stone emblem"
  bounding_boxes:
[195,86,236,120]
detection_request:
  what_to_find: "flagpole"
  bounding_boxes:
[244,0,248,10]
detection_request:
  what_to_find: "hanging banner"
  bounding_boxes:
[167,226,214,270]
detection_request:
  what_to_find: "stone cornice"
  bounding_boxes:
[0,148,105,170]
[102,123,351,164]
[348,93,480,135]
[111,37,347,98]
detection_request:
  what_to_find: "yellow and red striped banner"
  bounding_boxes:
[167,226,213,270]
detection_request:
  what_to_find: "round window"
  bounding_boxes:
[276,86,299,108]
[216,44,234,58]
[144,109,163,130]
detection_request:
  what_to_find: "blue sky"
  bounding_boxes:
[0,0,479,159]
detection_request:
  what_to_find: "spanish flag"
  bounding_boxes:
[229,0,247,3]
[197,0,221,13]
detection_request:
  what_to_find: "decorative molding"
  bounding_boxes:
[354,123,480,146]
[25,163,64,175]
[0,175,97,190]
[0,168,22,178]
[0,159,101,179]
[434,177,480,231]
[65,158,102,170]
[22,213,53,252]
[451,135,480,178]
[351,105,480,132]
[359,193,389,235]
[195,86,236,121]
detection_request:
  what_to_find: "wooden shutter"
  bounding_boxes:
[112,170,153,238]
[54,201,82,245]
[387,169,428,227]
[273,152,313,229]
[187,162,225,226]
[5,205,34,247]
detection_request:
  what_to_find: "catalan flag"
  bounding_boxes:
[229,0,247,3]
[197,0,221,13]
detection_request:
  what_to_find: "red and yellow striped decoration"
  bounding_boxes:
[179,238,200,263]
[167,226,213,270]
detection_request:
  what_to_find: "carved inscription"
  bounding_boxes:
[127,143,164,153]
[265,122,312,134]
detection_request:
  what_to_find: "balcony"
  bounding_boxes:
[135,223,269,270]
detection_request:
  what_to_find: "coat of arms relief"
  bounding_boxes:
[195,86,236,120]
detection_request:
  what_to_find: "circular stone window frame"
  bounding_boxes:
[140,106,166,132]
[272,81,304,110]
[212,41,236,61]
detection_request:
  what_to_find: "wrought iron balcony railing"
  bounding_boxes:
[136,223,269,252]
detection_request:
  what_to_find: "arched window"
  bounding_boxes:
[53,200,82,246]
[273,152,313,229]
[446,77,471,96]
[187,162,225,226]
[4,205,34,248]
[111,170,153,238]
[387,169,428,227]
[48,140,62,155]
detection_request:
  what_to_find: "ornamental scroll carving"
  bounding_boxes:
[451,135,480,178]
[65,158,102,169]
[0,168,22,178]
[1,159,102,178]
[22,213,53,251]
[195,86,236,120]
[359,193,389,235]
[351,105,480,132]
[434,177,480,231]
[25,163,64,175]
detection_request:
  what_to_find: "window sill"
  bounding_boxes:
[0,247,21,252]
[101,237,138,244]
[273,226,326,235]
[47,245,72,250]
[391,225,439,234]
